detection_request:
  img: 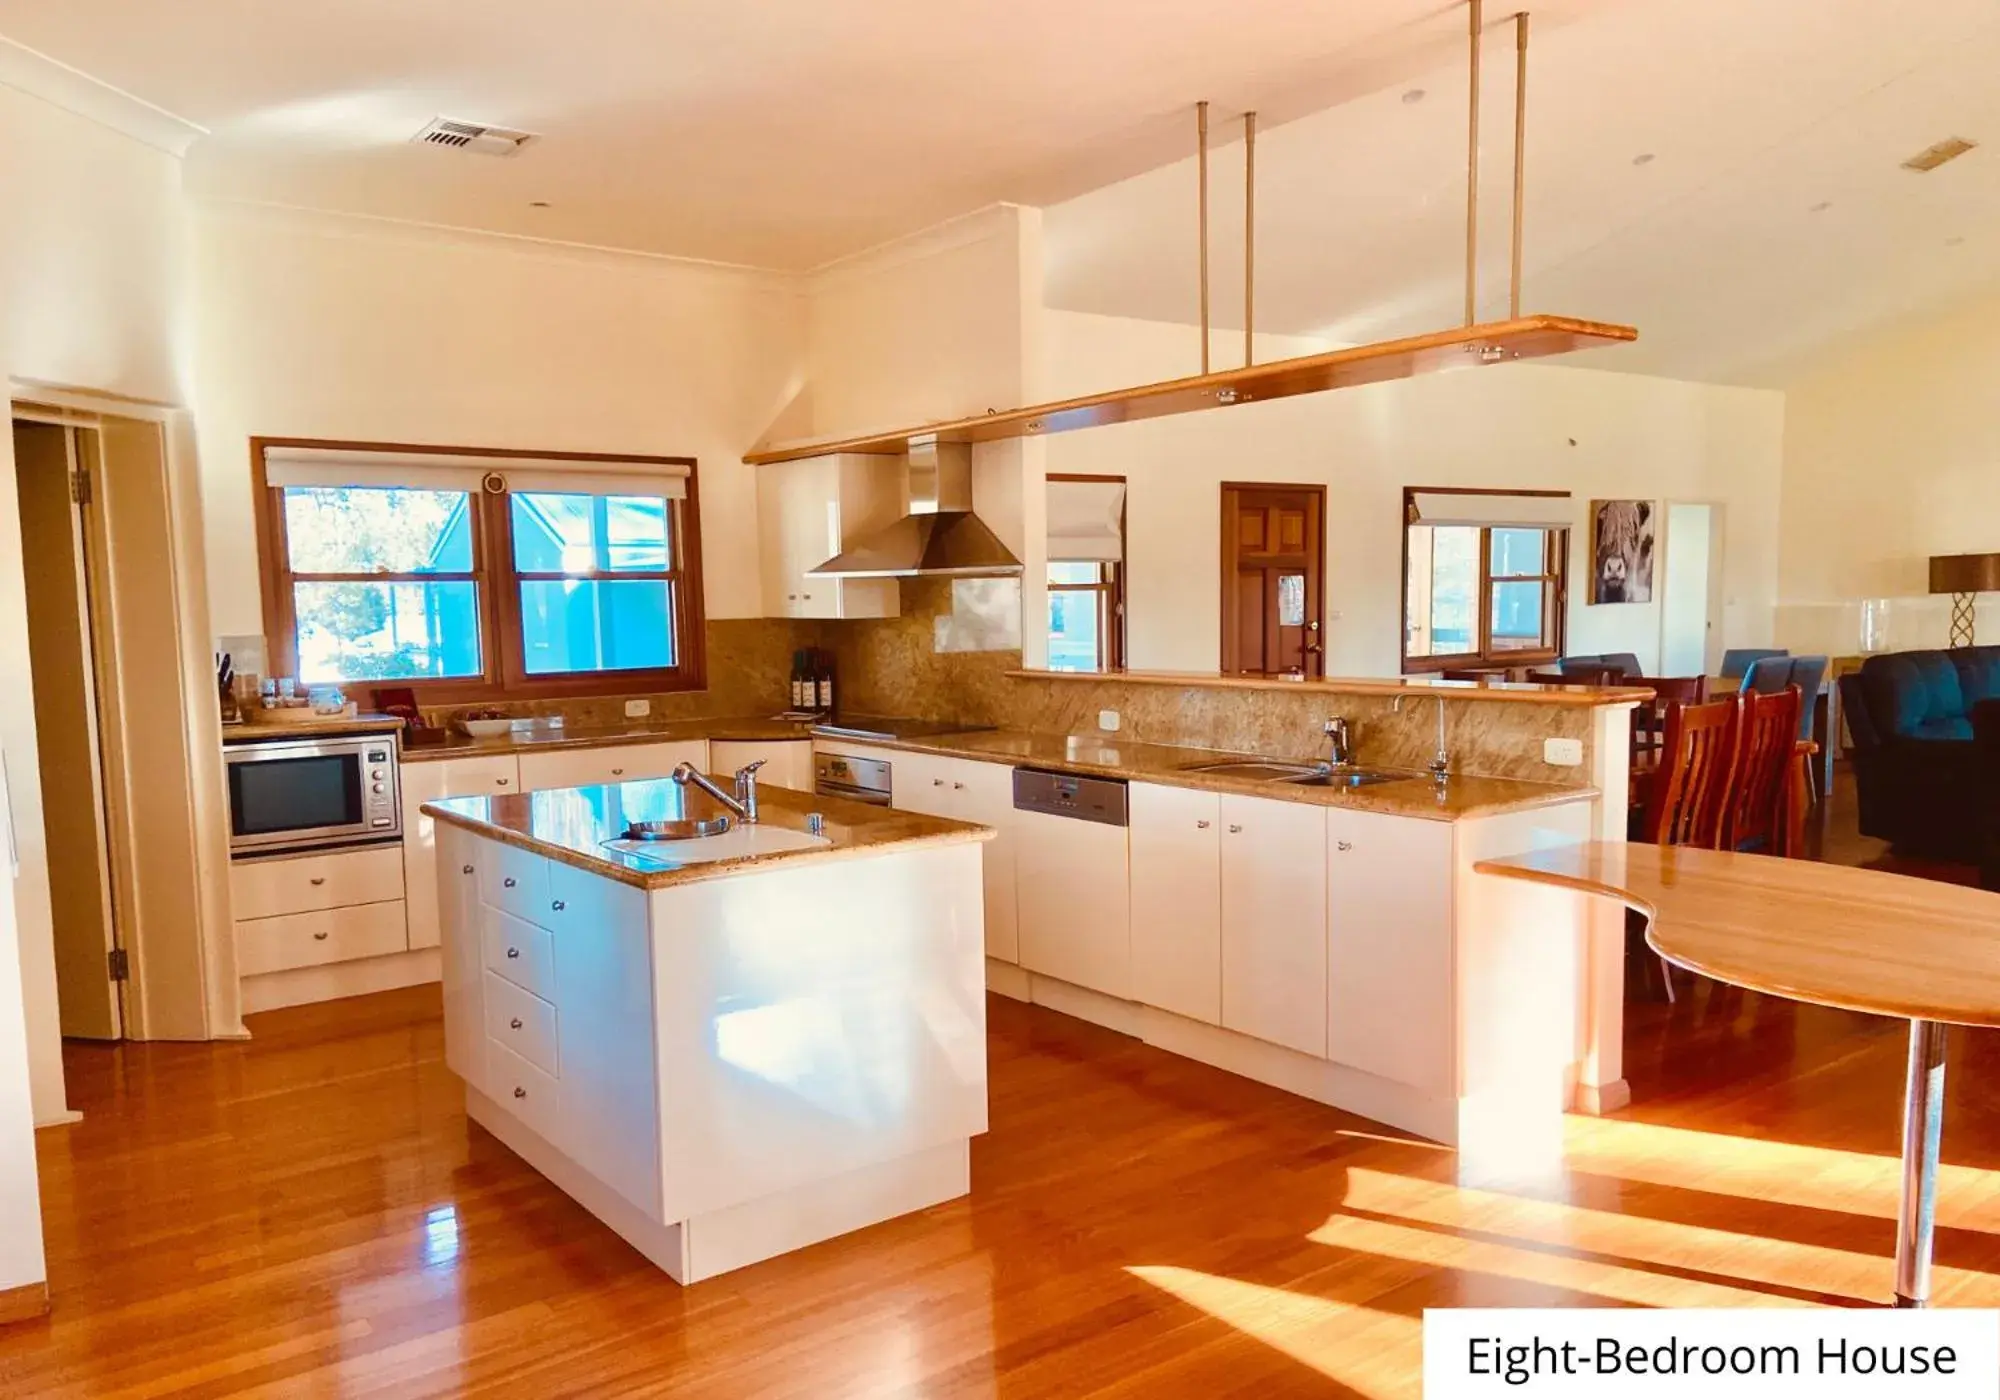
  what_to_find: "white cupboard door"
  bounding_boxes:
[1220,796,1329,1057]
[889,751,950,817]
[1014,807,1131,998]
[402,754,520,951]
[1129,783,1223,1024]
[436,824,487,1094]
[548,862,663,1221]
[946,759,1020,964]
[516,740,705,792]
[1327,809,1455,1094]
[709,739,814,793]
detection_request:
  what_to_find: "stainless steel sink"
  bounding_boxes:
[1177,759,1414,788]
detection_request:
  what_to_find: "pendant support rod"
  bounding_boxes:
[1510,11,1530,319]
[1244,110,1258,367]
[1197,100,1211,374]
[1465,0,1483,326]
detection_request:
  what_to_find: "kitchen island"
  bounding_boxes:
[424,778,992,1284]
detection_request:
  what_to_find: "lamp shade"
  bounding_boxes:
[1928,553,2000,594]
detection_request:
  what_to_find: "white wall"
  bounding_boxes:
[0,72,191,1292]
[1043,310,1785,676]
[1777,285,2000,654]
[190,203,809,631]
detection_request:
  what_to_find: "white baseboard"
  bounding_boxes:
[984,958,1031,1002]
[241,948,440,1015]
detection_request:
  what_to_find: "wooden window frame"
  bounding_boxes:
[1046,472,1127,672]
[253,437,709,703]
[1400,486,1568,674]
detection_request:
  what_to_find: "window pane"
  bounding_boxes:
[1491,527,1548,578]
[520,578,675,674]
[283,487,472,574]
[294,581,481,682]
[1047,589,1102,673]
[1048,561,1101,585]
[511,493,670,573]
[1490,580,1549,650]
[1277,573,1305,627]
[1428,526,1479,654]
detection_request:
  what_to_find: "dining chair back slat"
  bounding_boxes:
[1724,685,1803,855]
[1640,695,1743,849]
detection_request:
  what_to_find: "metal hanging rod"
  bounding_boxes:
[1197,101,1212,374]
[1465,0,1484,326]
[1244,110,1258,368]
[1510,12,1530,319]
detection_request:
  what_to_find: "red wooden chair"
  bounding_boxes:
[1723,685,1804,857]
[1634,695,1744,1001]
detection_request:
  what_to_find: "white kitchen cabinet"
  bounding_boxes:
[1326,808,1455,1095]
[1128,783,1223,1025]
[1219,795,1328,1057]
[1015,798,1130,997]
[229,844,404,922]
[402,753,522,952]
[757,453,902,620]
[875,748,1018,964]
[709,739,813,794]
[516,740,706,792]
[233,900,408,977]
[437,823,486,1094]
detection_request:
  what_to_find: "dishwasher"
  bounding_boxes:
[1012,768,1131,1000]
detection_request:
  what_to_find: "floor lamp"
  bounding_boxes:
[1928,553,2000,647]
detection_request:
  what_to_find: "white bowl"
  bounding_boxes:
[458,718,516,738]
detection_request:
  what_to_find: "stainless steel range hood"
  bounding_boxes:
[806,438,1023,579]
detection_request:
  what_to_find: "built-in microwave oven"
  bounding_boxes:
[225,733,401,857]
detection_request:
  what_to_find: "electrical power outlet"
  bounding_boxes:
[1543,736,1584,767]
[1098,709,1121,732]
[624,698,651,718]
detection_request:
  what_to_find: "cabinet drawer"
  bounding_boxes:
[229,845,405,921]
[517,741,705,792]
[487,1037,563,1144]
[478,842,549,926]
[484,907,556,1001]
[235,900,408,976]
[484,970,559,1078]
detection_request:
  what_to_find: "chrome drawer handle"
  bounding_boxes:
[933,778,944,787]
[506,947,520,960]
[551,900,566,912]
[510,1017,523,1030]
[308,877,327,887]
[1337,840,1354,852]
[1227,824,1243,834]
[1196,820,1211,829]
[513,1087,526,1099]
[953,782,965,791]
[312,931,329,941]
[503,877,517,888]
[462,864,474,874]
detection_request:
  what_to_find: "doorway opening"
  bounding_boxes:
[1220,483,1325,678]
[1658,503,1718,677]
[11,416,126,1040]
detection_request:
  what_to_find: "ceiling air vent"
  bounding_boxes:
[1901,137,1977,173]
[411,117,537,157]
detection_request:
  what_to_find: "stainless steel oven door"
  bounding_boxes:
[225,734,401,856]
[814,752,892,806]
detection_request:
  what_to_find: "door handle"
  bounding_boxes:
[1337,840,1354,852]
[495,778,510,787]
[1227,824,1243,834]
[513,1086,527,1100]
[506,947,520,960]
[503,877,517,888]
[610,768,624,776]
[510,1017,523,1030]
[312,931,329,941]
[551,900,566,912]
[953,782,965,791]
[1196,820,1211,829]
[462,864,474,874]
[308,877,327,886]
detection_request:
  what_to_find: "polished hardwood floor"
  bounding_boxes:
[5,776,2000,1397]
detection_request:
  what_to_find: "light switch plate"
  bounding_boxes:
[1543,736,1584,766]
[1098,709,1121,732]
[625,698,651,718]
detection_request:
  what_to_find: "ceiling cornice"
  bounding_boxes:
[0,32,206,156]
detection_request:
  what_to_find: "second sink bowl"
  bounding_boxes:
[1177,759,1414,788]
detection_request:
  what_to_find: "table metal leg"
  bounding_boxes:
[1894,1019,1948,1308]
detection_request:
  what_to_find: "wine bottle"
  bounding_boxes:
[817,649,835,712]
[789,650,805,709]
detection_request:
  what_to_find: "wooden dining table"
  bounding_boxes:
[1475,840,2000,1307]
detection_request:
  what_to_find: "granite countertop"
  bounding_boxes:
[223,713,406,742]
[404,715,812,761]
[425,778,990,891]
[817,728,1598,822]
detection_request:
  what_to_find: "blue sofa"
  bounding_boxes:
[1839,646,2000,871]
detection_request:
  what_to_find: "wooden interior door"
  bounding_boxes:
[1220,484,1325,677]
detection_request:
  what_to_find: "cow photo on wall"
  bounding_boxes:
[1589,499,1655,604]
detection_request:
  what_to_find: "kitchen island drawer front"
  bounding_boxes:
[484,970,559,1079]
[487,1037,563,1143]
[229,845,405,921]
[484,907,556,1001]
[517,741,706,792]
[479,842,549,926]
[235,900,408,976]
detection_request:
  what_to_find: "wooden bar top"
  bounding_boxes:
[1007,668,1655,708]
[1475,842,2000,1027]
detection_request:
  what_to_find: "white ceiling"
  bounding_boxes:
[1043,0,2000,384]
[1,0,1995,383]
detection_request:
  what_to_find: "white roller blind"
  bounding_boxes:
[1047,479,1126,562]
[1409,490,1572,528]
[265,446,688,499]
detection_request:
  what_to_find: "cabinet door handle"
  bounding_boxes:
[506,947,520,960]
[933,778,945,787]
[462,864,474,874]
[1337,840,1354,852]
[495,778,510,787]
[1195,820,1211,829]
[312,931,329,941]
[1227,824,1243,834]
[610,768,624,776]
[503,877,517,888]
[513,1086,527,1100]
[510,1017,523,1030]
[308,876,327,887]
[551,900,566,912]
[952,781,965,791]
